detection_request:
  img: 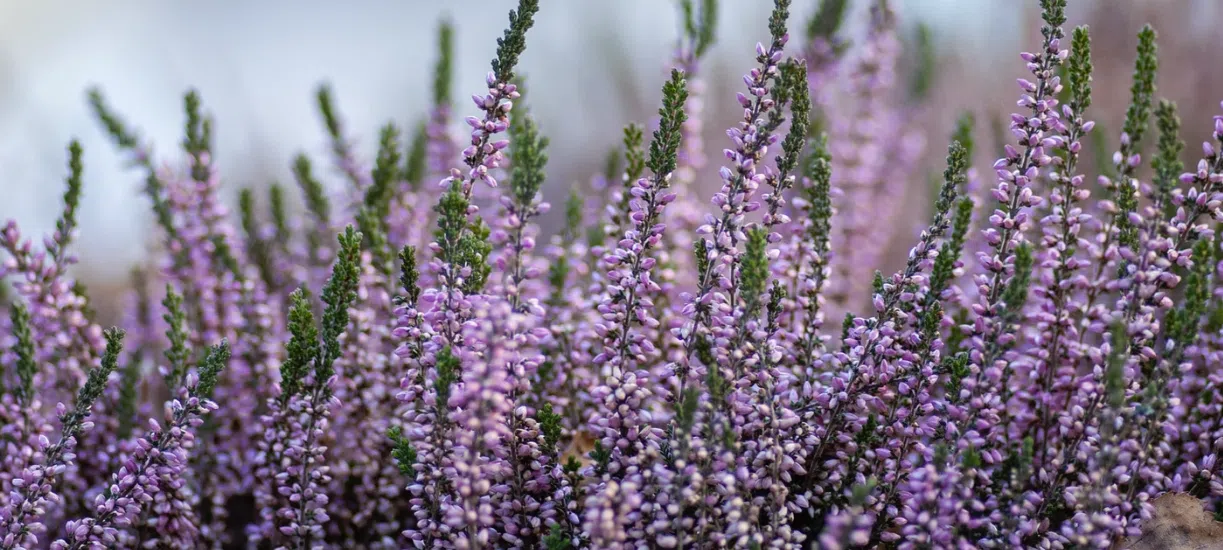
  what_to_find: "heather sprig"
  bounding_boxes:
[358,122,403,276]
[0,328,123,549]
[1031,23,1096,469]
[497,104,550,311]
[88,89,180,252]
[54,340,230,550]
[679,0,717,59]
[589,68,687,478]
[316,84,369,191]
[491,0,540,84]
[293,153,333,257]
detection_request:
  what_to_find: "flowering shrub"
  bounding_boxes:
[1,0,1221,547]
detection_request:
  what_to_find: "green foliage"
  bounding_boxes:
[674,387,700,439]
[195,340,231,398]
[1001,243,1035,318]
[162,286,191,389]
[68,328,125,421]
[546,188,574,303]
[840,312,854,345]
[616,124,647,224]
[848,478,877,507]
[1103,324,1128,409]
[537,402,564,454]
[281,288,320,400]
[679,0,718,58]
[403,122,428,190]
[589,441,612,477]
[433,346,461,413]
[806,0,847,42]
[741,227,770,316]
[269,183,290,244]
[293,154,332,229]
[1115,178,1140,268]
[87,89,180,248]
[238,187,259,242]
[1040,0,1067,32]
[694,239,711,290]
[935,141,969,219]
[925,141,971,303]
[359,123,403,275]
[182,90,214,184]
[1066,26,1093,114]
[317,227,363,382]
[909,23,937,101]
[508,113,549,210]
[398,245,422,306]
[803,133,833,262]
[767,0,791,46]
[917,301,944,357]
[8,303,36,404]
[115,358,142,439]
[54,141,84,258]
[434,180,494,294]
[367,123,403,221]
[952,112,975,160]
[239,187,278,289]
[961,446,982,469]
[776,61,811,179]
[388,425,418,479]
[316,84,343,145]
[491,0,541,83]
[1122,25,1158,152]
[543,524,573,550]
[564,188,583,241]
[944,352,971,402]
[433,20,455,106]
[1152,100,1184,216]
[930,199,973,302]
[647,70,690,180]
[87,88,141,150]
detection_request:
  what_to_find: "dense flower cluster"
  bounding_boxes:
[1,0,1221,547]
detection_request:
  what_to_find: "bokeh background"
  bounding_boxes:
[1,0,1220,322]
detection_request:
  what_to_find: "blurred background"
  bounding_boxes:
[1,0,1221,321]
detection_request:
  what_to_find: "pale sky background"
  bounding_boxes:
[0,0,1207,282]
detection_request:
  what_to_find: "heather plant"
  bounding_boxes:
[1,0,1222,548]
